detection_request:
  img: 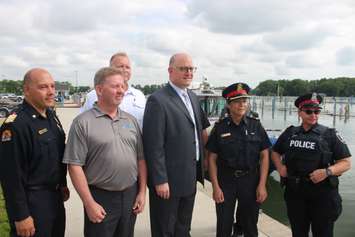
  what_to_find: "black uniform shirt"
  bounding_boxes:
[273,123,351,161]
[0,100,67,221]
[206,116,271,170]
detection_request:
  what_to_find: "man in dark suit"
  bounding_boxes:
[143,53,210,237]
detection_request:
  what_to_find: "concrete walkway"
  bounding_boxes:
[57,107,291,237]
[64,181,291,237]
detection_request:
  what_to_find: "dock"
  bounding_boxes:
[54,107,292,237]
[0,106,293,237]
[64,180,292,237]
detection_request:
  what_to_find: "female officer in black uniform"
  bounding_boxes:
[271,93,351,237]
[206,83,271,237]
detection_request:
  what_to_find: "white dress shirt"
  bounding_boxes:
[80,86,146,129]
[169,81,199,161]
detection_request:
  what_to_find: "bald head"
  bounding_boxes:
[169,53,192,67]
[23,68,56,114]
[23,68,52,86]
[168,53,195,89]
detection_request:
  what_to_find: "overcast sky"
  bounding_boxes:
[1,0,355,88]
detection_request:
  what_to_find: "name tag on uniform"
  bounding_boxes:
[38,128,48,135]
[221,133,231,138]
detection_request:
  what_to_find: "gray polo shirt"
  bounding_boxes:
[63,105,144,191]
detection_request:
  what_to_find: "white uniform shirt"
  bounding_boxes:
[80,86,146,129]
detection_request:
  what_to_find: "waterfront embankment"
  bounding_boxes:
[57,107,291,237]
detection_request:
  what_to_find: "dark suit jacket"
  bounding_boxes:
[143,83,210,197]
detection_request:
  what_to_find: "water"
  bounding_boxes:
[255,100,355,237]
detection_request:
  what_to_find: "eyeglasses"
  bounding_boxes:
[302,109,321,115]
[173,66,197,73]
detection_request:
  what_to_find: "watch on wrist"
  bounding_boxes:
[326,168,333,177]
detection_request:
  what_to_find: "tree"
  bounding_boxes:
[253,80,278,96]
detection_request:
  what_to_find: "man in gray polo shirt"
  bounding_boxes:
[63,67,147,237]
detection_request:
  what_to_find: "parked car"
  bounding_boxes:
[0,98,20,118]
[0,93,23,102]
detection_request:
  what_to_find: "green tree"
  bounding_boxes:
[254,80,278,96]
[0,80,23,95]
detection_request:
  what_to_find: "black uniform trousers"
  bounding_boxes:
[284,180,342,237]
[10,189,65,237]
[84,184,137,237]
[149,189,196,237]
[216,168,260,237]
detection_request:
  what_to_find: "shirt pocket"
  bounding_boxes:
[219,135,238,159]
[39,135,59,160]
[246,134,262,165]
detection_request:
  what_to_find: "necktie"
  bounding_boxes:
[182,92,199,161]
[182,92,195,121]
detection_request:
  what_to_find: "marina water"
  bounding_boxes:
[254,97,355,237]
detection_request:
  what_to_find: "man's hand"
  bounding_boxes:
[133,191,146,214]
[212,186,224,203]
[309,169,328,184]
[155,183,170,199]
[15,216,35,237]
[256,184,268,203]
[61,186,70,202]
[84,201,107,223]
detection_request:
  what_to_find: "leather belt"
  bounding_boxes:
[27,184,61,191]
[234,167,258,178]
[286,176,311,184]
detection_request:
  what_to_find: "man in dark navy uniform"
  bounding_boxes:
[271,93,351,237]
[206,83,271,237]
[0,68,69,237]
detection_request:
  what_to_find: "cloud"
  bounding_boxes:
[187,0,297,35]
[1,0,355,87]
[336,46,355,66]
[285,54,317,68]
[263,26,331,51]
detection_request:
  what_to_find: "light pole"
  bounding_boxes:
[74,70,78,93]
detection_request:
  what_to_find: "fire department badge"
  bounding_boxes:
[1,129,12,142]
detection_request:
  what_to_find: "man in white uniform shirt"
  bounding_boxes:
[80,52,146,128]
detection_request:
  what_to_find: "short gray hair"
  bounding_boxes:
[109,52,129,66]
[94,67,124,86]
[169,54,177,66]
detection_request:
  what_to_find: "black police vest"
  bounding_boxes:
[284,125,331,176]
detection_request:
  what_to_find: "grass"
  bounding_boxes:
[0,187,9,237]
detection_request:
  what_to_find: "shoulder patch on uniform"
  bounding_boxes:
[220,132,231,138]
[0,118,5,127]
[335,131,346,144]
[4,113,17,124]
[1,129,12,142]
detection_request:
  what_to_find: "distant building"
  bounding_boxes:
[55,82,70,98]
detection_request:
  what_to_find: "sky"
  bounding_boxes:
[1,0,355,88]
